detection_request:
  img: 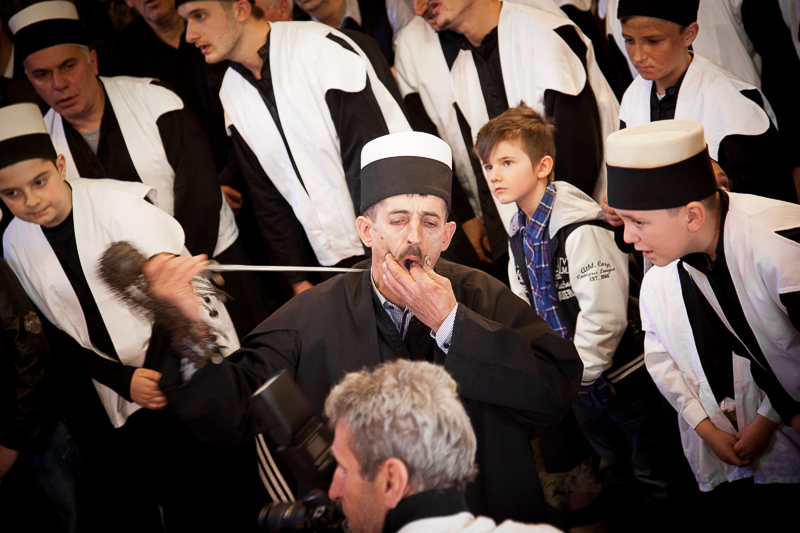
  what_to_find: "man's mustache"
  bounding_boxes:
[397,245,423,270]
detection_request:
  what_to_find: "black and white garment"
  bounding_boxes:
[219,21,411,283]
[3,178,238,428]
[641,259,800,491]
[395,1,619,258]
[620,54,796,202]
[44,75,238,258]
[679,191,800,425]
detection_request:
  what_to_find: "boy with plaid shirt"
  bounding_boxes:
[476,104,673,522]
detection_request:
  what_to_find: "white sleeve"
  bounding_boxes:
[644,332,709,429]
[640,279,709,429]
[565,225,630,385]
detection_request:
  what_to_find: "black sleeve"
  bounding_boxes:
[780,291,800,333]
[229,126,314,286]
[444,277,584,426]
[61,336,137,403]
[742,0,800,168]
[717,89,797,203]
[545,25,604,197]
[326,78,391,215]
[0,263,56,452]
[156,105,223,257]
[718,131,797,203]
[159,329,301,446]
[340,29,405,110]
[403,93,440,136]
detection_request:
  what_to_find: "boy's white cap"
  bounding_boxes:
[9,1,87,62]
[0,103,58,171]
[606,120,717,210]
[360,132,453,213]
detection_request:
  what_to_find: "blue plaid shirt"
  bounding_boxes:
[519,183,572,340]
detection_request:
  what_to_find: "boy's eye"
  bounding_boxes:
[633,220,644,227]
[4,190,18,198]
[504,160,513,166]
[484,165,493,171]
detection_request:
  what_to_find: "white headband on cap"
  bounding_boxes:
[0,103,50,143]
[9,1,79,34]
[606,119,706,169]
[361,131,452,169]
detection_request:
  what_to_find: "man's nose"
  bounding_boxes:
[185,21,197,43]
[52,71,68,91]
[406,218,422,244]
[328,469,343,502]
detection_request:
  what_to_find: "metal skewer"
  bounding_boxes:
[205,264,366,273]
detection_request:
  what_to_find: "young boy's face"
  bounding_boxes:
[614,207,691,267]
[482,140,550,216]
[0,156,72,228]
[621,16,697,91]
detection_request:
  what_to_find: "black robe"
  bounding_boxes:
[160,259,583,523]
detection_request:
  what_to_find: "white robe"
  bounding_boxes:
[220,21,411,267]
[619,54,775,161]
[395,1,619,230]
[641,260,800,491]
[44,76,238,258]
[3,178,239,427]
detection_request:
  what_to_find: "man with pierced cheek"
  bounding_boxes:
[146,131,583,524]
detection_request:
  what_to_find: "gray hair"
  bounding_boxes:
[324,360,477,492]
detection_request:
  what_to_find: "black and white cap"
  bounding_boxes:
[9,1,87,62]
[360,132,453,214]
[617,0,700,26]
[0,103,58,172]
[606,120,717,210]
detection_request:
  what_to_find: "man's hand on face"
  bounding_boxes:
[381,253,457,333]
[142,254,208,323]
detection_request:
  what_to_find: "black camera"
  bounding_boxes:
[250,371,345,533]
[259,490,344,533]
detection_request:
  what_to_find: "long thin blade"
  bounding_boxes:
[205,264,366,273]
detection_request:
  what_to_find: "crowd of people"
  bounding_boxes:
[0,0,799,532]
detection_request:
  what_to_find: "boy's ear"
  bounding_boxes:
[682,22,699,47]
[685,201,706,233]
[537,155,553,180]
[56,154,67,179]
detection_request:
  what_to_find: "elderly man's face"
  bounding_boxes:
[328,422,387,533]
[24,45,103,125]
[360,194,455,275]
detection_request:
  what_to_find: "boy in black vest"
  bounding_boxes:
[476,104,672,525]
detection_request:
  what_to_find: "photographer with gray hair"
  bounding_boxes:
[324,359,560,533]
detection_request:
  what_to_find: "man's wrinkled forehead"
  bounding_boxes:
[375,194,448,217]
